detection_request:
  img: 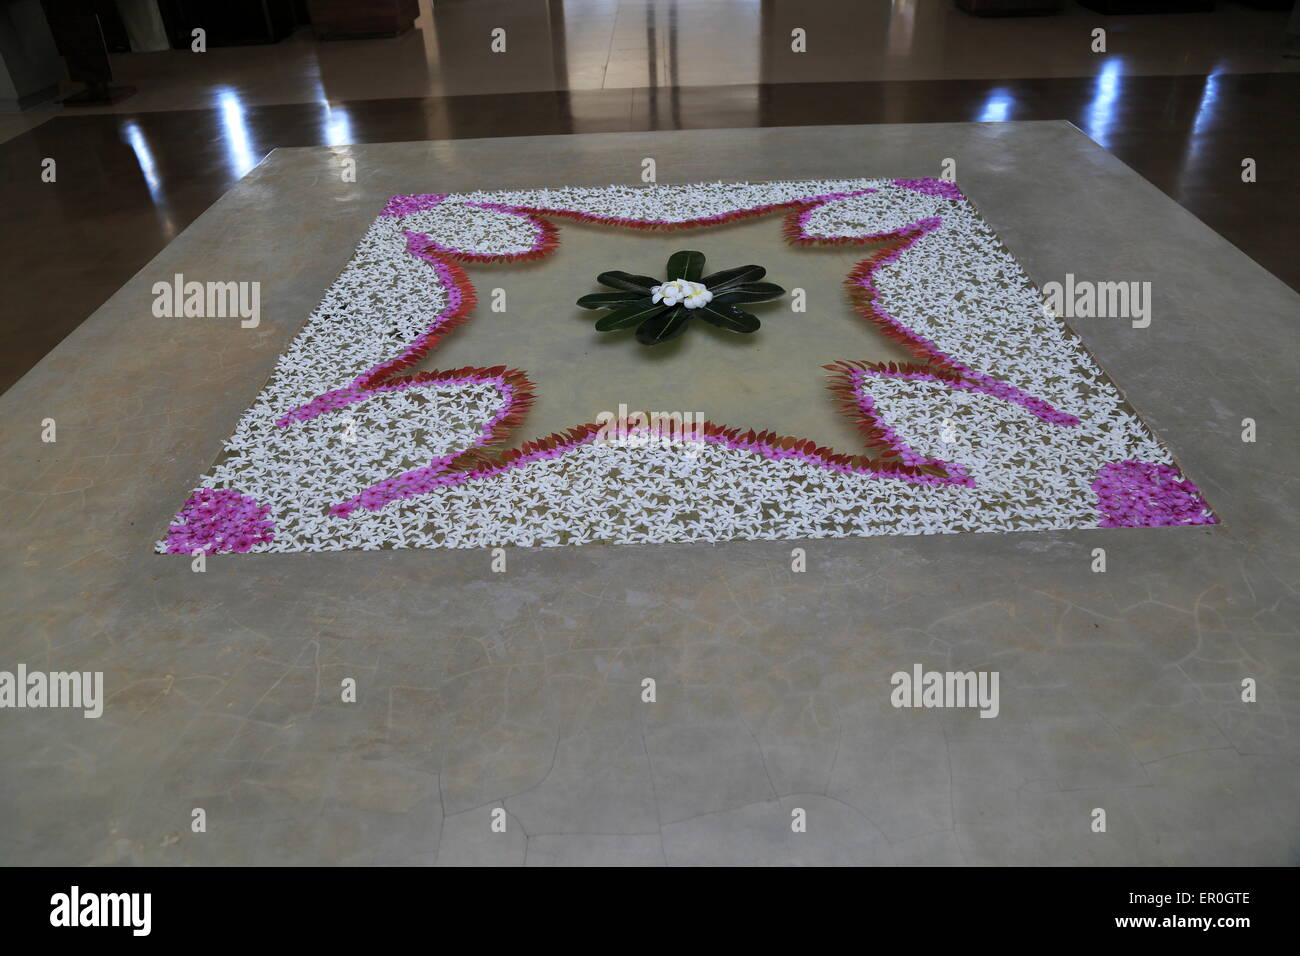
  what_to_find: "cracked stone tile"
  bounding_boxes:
[525,833,664,866]
[1121,749,1292,864]
[953,786,1155,866]
[436,805,526,866]
[662,794,893,866]
[887,829,968,866]
[644,720,777,826]
[436,662,558,813]
[827,709,954,839]
[505,685,660,835]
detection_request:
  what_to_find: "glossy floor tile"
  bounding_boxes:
[4,1,1297,393]
[4,68,1296,394]
[15,0,1299,121]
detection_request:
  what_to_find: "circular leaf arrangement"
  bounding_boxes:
[577,250,786,346]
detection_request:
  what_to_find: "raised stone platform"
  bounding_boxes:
[0,122,1295,865]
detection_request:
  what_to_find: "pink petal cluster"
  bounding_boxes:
[165,488,275,554]
[891,178,965,202]
[381,193,447,217]
[1091,460,1216,528]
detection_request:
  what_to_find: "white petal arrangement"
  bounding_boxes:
[157,178,1214,554]
[655,280,708,307]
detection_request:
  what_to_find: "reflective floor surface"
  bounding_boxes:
[1,1,1297,390]
[6,0,1296,129]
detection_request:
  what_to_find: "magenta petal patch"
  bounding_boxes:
[381,193,447,217]
[891,178,965,202]
[1091,460,1216,528]
[164,487,275,554]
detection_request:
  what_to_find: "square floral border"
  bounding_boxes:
[159,178,1214,553]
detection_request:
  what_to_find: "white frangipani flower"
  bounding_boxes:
[653,279,711,309]
[683,283,713,309]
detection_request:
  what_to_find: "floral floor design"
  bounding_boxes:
[158,178,1214,554]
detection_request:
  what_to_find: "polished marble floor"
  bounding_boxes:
[6,0,1297,131]
[2,3,1298,394]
